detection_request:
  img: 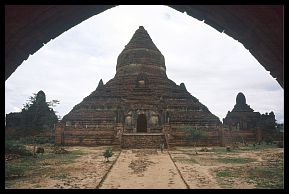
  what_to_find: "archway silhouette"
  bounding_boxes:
[5,5,283,88]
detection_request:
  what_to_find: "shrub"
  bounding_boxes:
[277,141,283,148]
[216,170,231,177]
[103,148,113,162]
[264,137,273,145]
[5,165,25,179]
[18,136,55,144]
[34,136,54,144]
[5,140,32,156]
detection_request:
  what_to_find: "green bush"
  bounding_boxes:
[264,137,273,145]
[5,165,25,179]
[216,170,231,177]
[103,148,113,162]
[18,136,55,144]
[277,141,283,148]
[5,140,32,156]
[34,136,54,144]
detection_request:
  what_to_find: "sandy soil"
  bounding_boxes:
[6,146,120,189]
[170,147,284,189]
[6,145,283,189]
[99,149,187,189]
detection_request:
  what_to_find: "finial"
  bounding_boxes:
[97,79,104,89]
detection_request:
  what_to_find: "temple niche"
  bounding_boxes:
[57,26,221,147]
[223,92,276,131]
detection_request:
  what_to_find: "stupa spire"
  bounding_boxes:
[116,26,166,75]
[123,26,160,52]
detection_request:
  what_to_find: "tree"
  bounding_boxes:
[20,91,59,133]
[182,127,208,154]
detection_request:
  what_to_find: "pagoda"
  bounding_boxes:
[56,26,221,148]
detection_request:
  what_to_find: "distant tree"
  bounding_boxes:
[276,123,284,132]
[182,127,208,154]
[20,91,59,133]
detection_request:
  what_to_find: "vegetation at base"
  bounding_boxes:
[6,91,60,137]
[35,136,55,144]
[210,142,279,153]
[181,127,208,154]
[249,166,284,189]
[216,170,231,177]
[237,143,278,151]
[173,157,198,164]
[215,164,283,189]
[5,140,32,156]
[103,148,113,162]
[11,136,55,144]
[5,136,55,156]
[5,165,25,180]
[50,173,70,180]
[211,147,240,153]
[5,148,83,181]
[217,157,256,164]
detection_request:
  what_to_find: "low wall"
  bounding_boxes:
[170,129,221,146]
[55,124,117,146]
[55,123,282,147]
[168,125,279,147]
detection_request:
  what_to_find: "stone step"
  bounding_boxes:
[121,133,168,149]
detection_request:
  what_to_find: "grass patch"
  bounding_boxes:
[211,144,278,153]
[41,149,83,165]
[216,170,231,177]
[248,166,284,189]
[173,157,198,164]
[215,164,283,189]
[211,147,240,153]
[5,165,25,180]
[174,148,196,153]
[5,140,32,156]
[5,148,83,182]
[50,173,70,180]
[218,157,256,164]
[32,184,42,188]
[5,156,39,180]
[239,143,278,151]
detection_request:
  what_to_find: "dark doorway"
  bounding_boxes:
[137,114,147,132]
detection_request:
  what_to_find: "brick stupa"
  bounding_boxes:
[56,26,221,148]
[223,92,275,130]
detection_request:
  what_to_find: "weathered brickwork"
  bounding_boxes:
[223,92,276,131]
[55,26,279,148]
[55,26,221,147]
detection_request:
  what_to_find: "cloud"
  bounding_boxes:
[5,5,284,124]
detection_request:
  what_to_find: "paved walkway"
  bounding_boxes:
[99,149,187,189]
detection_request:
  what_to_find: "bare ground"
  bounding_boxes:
[170,146,284,189]
[5,146,120,189]
[5,145,284,189]
[99,149,187,189]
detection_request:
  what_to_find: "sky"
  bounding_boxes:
[5,5,284,123]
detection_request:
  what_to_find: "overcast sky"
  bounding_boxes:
[5,5,284,123]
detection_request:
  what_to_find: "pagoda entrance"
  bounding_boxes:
[137,114,147,132]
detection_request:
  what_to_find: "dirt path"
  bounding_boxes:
[99,149,187,189]
[6,146,283,189]
[176,163,221,189]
